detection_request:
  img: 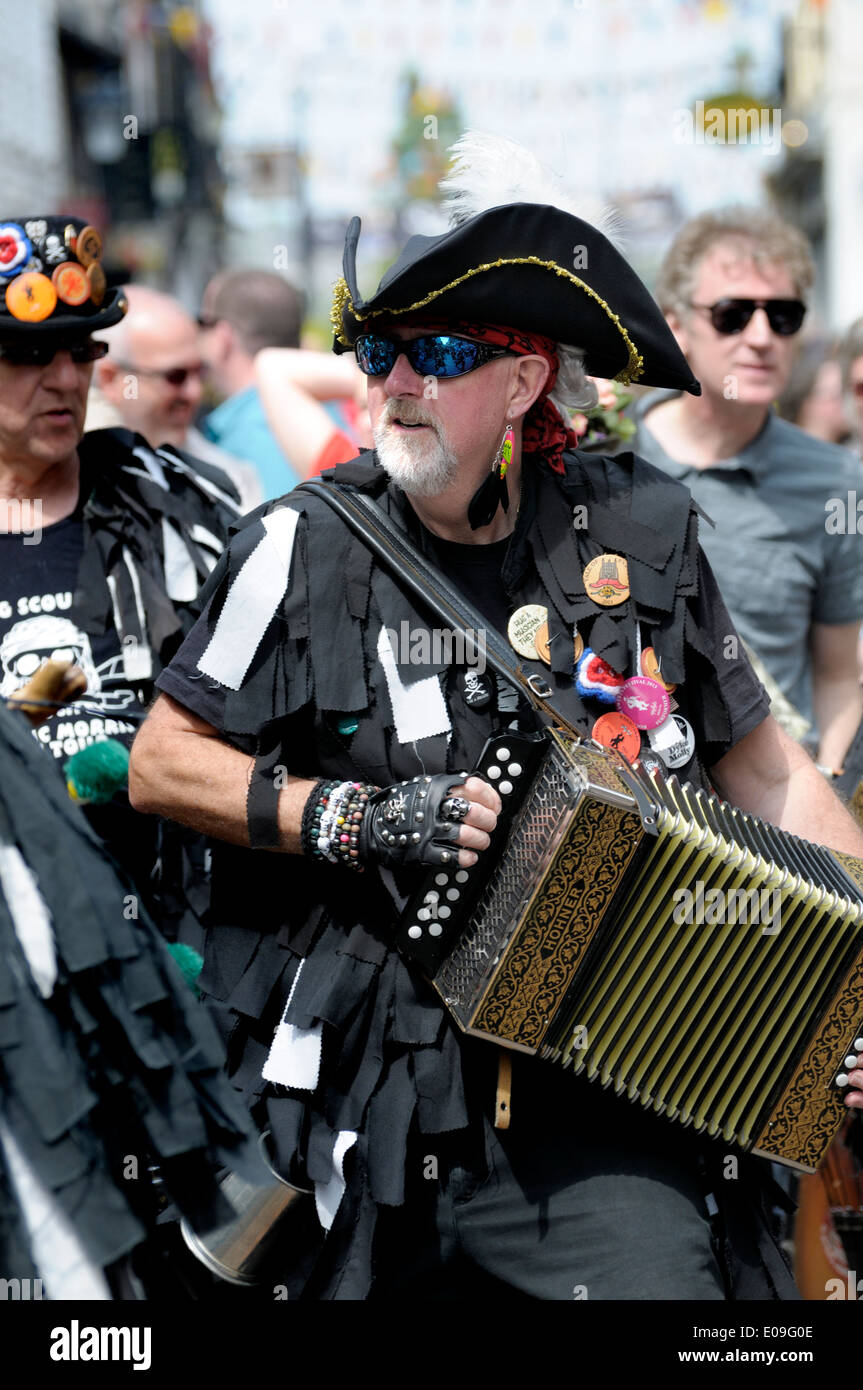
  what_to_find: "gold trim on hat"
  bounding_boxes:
[330,257,645,384]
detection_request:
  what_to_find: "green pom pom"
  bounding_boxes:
[64,739,130,804]
[166,943,205,995]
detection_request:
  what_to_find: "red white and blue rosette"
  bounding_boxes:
[0,224,32,279]
[575,647,626,704]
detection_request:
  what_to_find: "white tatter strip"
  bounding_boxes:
[157,446,241,512]
[314,1130,358,1232]
[131,444,169,491]
[261,961,323,1091]
[198,508,300,690]
[0,1119,111,1299]
[161,518,199,603]
[0,845,56,998]
[377,626,451,744]
[105,572,125,639]
[190,522,224,555]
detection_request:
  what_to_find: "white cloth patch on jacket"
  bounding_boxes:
[315,1130,358,1232]
[262,960,322,1092]
[377,625,451,744]
[0,844,56,998]
[162,518,199,603]
[198,507,300,691]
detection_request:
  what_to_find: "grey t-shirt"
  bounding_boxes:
[633,394,863,727]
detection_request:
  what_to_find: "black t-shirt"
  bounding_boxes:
[0,513,148,764]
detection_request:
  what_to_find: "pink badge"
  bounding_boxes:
[615,676,671,730]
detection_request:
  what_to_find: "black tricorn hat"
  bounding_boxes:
[332,202,699,394]
[0,215,127,341]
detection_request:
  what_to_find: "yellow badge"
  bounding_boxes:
[52,262,91,306]
[507,604,548,660]
[583,553,630,607]
[573,629,584,663]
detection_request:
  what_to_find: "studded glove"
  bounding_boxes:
[359,773,473,869]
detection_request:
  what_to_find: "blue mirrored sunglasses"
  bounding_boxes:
[355,332,513,378]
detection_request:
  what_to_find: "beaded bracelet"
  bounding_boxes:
[301,779,377,870]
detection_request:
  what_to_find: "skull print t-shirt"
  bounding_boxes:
[0,510,148,764]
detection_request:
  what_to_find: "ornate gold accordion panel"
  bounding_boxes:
[396,730,863,1172]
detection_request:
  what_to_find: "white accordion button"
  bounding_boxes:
[508,762,522,776]
[456,870,469,882]
[408,926,422,939]
[845,1055,859,1069]
[424,891,439,903]
[837,1073,849,1087]
[446,889,460,901]
[855,1037,863,1051]
[438,906,451,919]
[487,765,501,779]
[496,747,510,761]
[435,874,449,886]
[418,908,431,922]
[499,780,513,794]
[429,923,443,937]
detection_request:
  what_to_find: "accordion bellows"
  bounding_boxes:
[397,731,863,1172]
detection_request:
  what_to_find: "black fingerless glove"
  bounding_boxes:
[359,773,470,869]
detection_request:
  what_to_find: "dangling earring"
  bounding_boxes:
[468,423,514,531]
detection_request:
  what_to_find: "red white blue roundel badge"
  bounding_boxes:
[0,224,32,279]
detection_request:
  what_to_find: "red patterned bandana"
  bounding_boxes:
[372,317,578,474]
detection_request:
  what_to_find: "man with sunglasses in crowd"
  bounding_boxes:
[0,214,240,942]
[91,283,262,511]
[131,138,863,1302]
[634,208,863,774]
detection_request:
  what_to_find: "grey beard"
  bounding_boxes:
[374,419,461,498]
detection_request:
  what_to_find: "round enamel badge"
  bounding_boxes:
[583,553,630,606]
[507,604,548,660]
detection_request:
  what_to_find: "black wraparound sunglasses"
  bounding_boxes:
[355,332,514,378]
[689,298,807,336]
[0,339,109,367]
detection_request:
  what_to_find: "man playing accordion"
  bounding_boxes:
[130,134,863,1301]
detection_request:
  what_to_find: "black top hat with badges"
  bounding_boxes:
[331,201,699,395]
[0,216,127,340]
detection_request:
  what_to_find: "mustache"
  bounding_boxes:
[377,399,441,430]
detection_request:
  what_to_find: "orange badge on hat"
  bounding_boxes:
[5,271,57,322]
[86,261,106,307]
[75,225,103,267]
[52,262,91,307]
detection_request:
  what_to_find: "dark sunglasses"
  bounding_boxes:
[355,332,514,378]
[0,339,109,367]
[114,360,206,387]
[690,298,807,336]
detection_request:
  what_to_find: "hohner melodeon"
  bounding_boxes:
[395,729,863,1173]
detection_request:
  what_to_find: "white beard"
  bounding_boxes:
[373,404,460,498]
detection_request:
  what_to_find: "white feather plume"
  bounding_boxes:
[439,130,625,251]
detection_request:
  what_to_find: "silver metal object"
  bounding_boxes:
[441,796,471,823]
[180,1131,314,1286]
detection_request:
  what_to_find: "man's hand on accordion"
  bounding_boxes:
[845,1060,863,1111]
[359,773,501,870]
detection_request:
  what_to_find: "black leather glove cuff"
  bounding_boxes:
[359,773,470,869]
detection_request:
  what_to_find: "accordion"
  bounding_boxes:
[395,729,863,1173]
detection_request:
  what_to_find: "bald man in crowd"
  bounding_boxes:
[198,269,306,498]
[91,285,262,511]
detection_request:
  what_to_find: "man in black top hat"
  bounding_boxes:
[0,215,240,942]
[130,136,863,1300]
